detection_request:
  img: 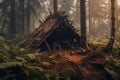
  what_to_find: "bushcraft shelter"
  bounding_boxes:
[24,12,80,52]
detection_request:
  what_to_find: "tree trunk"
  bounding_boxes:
[89,0,92,36]
[88,0,90,36]
[26,1,30,34]
[20,0,24,34]
[92,17,96,37]
[116,2,119,32]
[53,0,59,13]
[80,0,87,48]
[105,0,116,52]
[9,0,16,35]
[91,0,95,37]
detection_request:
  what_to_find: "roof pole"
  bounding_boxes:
[45,41,52,53]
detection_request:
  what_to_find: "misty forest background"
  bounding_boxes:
[0,0,120,80]
[0,0,120,38]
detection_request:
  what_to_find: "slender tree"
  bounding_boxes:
[80,0,87,48]
[105,0,116,52]
[0,0,10,34]
[88,0,92,36]
[20,0,24,34]
[9,0,16,35]
[15,0,25,34]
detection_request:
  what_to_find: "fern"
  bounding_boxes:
[105,54,120,80]
[0,62,23,69]
[0,35,29,63]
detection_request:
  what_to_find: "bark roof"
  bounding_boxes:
[24,12,80,51]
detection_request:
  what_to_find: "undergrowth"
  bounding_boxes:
[0,33,120,80]
[104,51,120,80]
[0,35,79,80]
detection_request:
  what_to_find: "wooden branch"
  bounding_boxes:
[45,41,52,53]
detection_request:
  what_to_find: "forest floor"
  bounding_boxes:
[1,35,119,80]
[26,49,112,80]
[53,49,112,80]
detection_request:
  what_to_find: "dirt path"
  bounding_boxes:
[53,50,112,80]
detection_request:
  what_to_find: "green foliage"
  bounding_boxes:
[114,31,120,49]
[88,33,120,51]
[24,66,78,80]
[0,36,29,62]
[58,67,78,80]
[26,53,40,60]
[0,35,78,80]
[104,53,120,80]
[0,62,23,69]
[88,36,109,50]
[0,36,11,62]
[88,36,109,45]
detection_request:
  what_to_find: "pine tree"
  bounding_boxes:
[105,0,116,52]
[80,0,87,48]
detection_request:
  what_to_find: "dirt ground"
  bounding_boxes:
[27,49,112,80]
[52,49,112,80]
